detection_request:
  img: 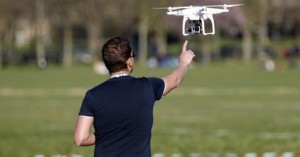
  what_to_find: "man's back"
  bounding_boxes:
[79,76,164,157]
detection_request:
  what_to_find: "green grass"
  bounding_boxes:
[1,62,300,157]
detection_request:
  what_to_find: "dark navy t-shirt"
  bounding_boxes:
[79,76,165,157]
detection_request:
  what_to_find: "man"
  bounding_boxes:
[74,36,195,157]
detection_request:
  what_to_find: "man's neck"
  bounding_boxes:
[110,71,130,78]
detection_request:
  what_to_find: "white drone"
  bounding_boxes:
[154,4,243,36]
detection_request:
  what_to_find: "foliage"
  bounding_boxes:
[0,0,299,67]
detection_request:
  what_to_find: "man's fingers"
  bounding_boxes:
[182,40,188,52]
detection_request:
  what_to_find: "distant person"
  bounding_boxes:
[73,36,195,157]
[283,45,300,69]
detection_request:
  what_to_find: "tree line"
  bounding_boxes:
[0,0,299,69]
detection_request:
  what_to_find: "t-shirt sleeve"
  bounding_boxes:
[148,77,165,100]
[78,91,94,117]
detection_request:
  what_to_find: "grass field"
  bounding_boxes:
[1,61,300,157]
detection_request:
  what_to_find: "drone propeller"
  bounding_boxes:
[152,7,170,9]
[153,6,193,10]
[205,4,244,8]
[153,4,243,10]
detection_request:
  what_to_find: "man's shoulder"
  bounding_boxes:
[144,77,164,83]
[137,76,162,81]
[87,80,111,93]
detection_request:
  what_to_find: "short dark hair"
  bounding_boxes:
[102,37,132,73]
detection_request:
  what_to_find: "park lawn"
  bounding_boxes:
[0,62,300,157]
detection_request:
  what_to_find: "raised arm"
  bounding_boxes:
[162,40,195,95]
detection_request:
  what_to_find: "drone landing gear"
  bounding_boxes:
[186,20,203,35]
[182,14,216,36]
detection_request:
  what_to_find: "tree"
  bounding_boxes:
[150,0,179,57]
[47,0,81,67]
[257,0,270,59]
[242,0,300,61]
[77,0,137,64]
[76,0,105,64]
[269,0,300,39]
[137,1,149,67]
[0,0,31,66]
[35,0,48,68]
[241,1,258,61]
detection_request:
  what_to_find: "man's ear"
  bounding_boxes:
[126,58,133,68]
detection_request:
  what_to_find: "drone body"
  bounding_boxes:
[155,4,243,36]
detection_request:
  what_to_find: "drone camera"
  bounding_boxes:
[191,20,202,26]
[186,20,203,34]
[186,26,202,34]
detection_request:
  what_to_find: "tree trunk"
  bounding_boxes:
[201,37,212,64]
[36,27,47,68]
[156,27,167,55]
[257,0,269,59]
[258,1,269,47]
[87,21,101,64]
[5,27,15,65]
[212,28,221,62]
[138,6,148,67]
[157,31,167,54]
[0,35,2,69]
[242,23,252,61]
[63,23,73,67]
[35,0,47,69]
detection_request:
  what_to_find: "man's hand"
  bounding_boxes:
[179,40,195,67]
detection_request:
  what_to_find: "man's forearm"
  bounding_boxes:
[162,63,188,95]
[169,63,188,86]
